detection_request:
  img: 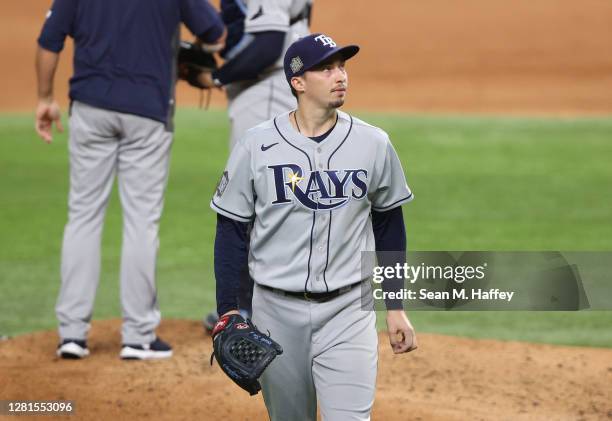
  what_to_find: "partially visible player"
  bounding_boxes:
[199,0,312,147]
[35,0,225,359]
[209,33,417,419]
[200,0,313,329]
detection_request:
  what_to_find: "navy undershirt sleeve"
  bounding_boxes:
[214,213,249,316]
[212,31,285,85]
[372,206,407,310]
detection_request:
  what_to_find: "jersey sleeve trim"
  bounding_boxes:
[371,193,414,212]
[210,200,254,223]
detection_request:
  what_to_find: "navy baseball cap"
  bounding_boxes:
[283,33,360,82]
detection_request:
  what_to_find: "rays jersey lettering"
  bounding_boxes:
[268,164,368,210]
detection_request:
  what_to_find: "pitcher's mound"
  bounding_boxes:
[1,319,610,420]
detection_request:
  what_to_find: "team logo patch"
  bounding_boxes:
[215,170,229,197]
[268,164,368,211]
[290,56,304,74]
[314,34,336,48]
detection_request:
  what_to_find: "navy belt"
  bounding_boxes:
[260,281,362,303]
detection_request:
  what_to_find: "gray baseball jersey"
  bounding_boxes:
[243,0,311,70]
[211,110,413,292]
[224,0,312,148]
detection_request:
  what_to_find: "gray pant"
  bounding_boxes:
[56,101,173,344]
[252,283,378,421]
[226,69,296,149]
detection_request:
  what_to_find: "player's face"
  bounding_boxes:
[302,57,348,109]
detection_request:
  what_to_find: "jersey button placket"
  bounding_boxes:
[314,147,324,169]
[312,150,328,287]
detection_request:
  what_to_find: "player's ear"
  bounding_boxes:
[290,76,305,95]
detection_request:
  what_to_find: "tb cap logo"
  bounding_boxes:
[314,34,337,48]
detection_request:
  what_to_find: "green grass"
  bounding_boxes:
[1,109,611,346]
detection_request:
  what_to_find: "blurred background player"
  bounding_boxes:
[35,0,225,359]
[198,0,313,329]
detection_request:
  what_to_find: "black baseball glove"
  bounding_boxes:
[178,40,218,89]
[210,313,283,395]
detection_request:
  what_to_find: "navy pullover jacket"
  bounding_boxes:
[38,0,224,125]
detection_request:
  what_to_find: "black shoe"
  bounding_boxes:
[120,337,172,360]
[57,339,89,359]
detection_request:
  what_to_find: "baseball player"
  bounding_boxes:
[35,0,224,359]
[210,33,417,420]
[199,0,313,328]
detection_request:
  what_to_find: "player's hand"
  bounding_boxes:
[196,71,222,90]
[210,309,242,337]
[386,310,417,354]
[35,99,63,144]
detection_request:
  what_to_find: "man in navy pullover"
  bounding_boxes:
[35,0,225,360]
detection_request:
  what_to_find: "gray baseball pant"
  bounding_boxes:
[56,101,172,344]
[226,69,296,150]
[252,282,378,421]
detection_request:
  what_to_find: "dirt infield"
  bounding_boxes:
[3,0,612,114]
[1,319,611,420]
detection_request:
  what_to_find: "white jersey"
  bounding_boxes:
[243,0,311,71]
[211,110,413,292]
